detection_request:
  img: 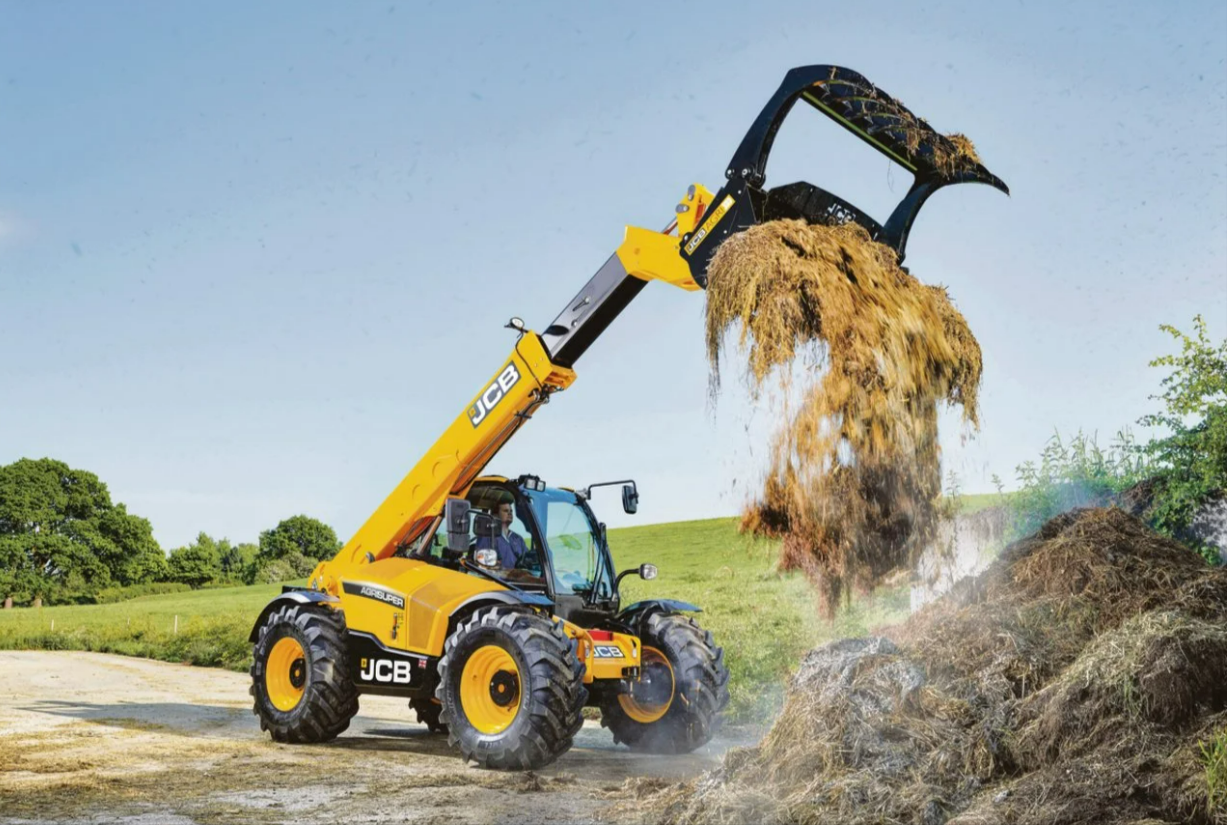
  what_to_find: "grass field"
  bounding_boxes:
[0,517,912,722]
[955,492,1013,514]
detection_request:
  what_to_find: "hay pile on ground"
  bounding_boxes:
[629,508,1227,824]
[706,218,981,612]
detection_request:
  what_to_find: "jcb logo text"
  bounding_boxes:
[359,658,413,684]
[468,364,520,428]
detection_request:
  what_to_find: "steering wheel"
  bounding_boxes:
[558,571,587,591]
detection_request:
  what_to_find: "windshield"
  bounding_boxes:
[524,487,613,600]
[414,483,547,586]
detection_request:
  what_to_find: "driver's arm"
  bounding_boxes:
[512,533,531,568]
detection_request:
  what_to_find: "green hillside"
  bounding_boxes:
[611,517,910,719]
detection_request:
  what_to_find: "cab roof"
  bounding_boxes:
[473,474,575,493]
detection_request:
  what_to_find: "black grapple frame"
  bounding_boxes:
[681,64,1009,283]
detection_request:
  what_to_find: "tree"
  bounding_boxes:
[258,515,341,564]
[100,504,168,584]
[0,545,39,605]
[167,533,223,588]
[0,458,165,604]
[219,541,259,584]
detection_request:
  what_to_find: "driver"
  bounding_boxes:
[476,501,528,570]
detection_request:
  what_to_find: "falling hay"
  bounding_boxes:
[705,218,981,612]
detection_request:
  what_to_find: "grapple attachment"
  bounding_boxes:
[681,65,1009,285]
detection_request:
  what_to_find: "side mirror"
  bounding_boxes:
[622,483,639,515]
[472,511,499,542]
[614,562,658,592]
[445,499,471,554]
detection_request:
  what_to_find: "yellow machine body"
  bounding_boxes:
[330,554,641,683]
[559,621,641,684]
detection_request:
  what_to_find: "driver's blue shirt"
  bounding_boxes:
[476,530,528,569]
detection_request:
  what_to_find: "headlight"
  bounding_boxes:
[475,548,499,568]
[640,564,658,580]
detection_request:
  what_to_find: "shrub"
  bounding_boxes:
[284,551,318,578]
[0,614,254,671]
[1006,317,1225,564]
[1138,315,1227,563]
[254,559,296,584]
[93,582,191,604]
[1009,430,1147,539]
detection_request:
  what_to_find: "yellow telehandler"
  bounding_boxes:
[248,65,1007,770]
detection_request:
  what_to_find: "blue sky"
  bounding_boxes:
[1,0,1224,550]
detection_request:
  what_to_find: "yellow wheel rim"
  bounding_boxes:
[460,644,521,735]
[266,636,307,712]
[619,646,674,724]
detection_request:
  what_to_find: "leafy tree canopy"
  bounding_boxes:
[167,532,224,589]
[1139,315,1227,554]
[219,541,259,583]
[258,515,341,564]
[0,458,164,601]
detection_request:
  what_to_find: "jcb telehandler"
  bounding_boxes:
[248,65,1007,770]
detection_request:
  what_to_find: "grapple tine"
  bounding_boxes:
[805,71,1009,194]
[679,64,1009,285]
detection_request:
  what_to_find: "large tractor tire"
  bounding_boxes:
[599,612,729,753]
[250,603,359,743]
[410,697,448,734]
[436,606,587,770]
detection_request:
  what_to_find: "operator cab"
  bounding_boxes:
[417,474,632,624]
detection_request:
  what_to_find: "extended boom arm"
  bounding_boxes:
[327,185,714,571]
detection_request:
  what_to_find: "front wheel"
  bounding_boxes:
[436,606,587,770]
[600,612,729,753]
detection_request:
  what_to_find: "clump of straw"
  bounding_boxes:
[705,218,980,612]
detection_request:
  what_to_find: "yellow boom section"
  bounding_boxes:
[336,332,574,567]
[316,183,713,582]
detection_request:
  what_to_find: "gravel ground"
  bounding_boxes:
[0,651,752,825]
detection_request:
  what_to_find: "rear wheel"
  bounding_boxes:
[600,612,729,753]
[410,697,448,734]
[436,606,587,770]
[250,603,359,743]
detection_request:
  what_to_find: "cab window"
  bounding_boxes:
[422,484,543,576]
[526,488,611,598]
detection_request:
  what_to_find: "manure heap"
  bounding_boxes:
[639,508,1227,825]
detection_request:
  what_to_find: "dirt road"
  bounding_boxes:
[0,652,750,825]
